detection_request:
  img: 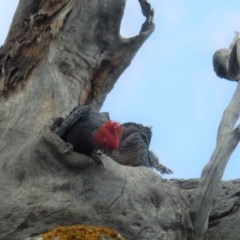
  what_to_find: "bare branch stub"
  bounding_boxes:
[213,32,240,81]
[191,33,240,240]
[84,0,155,109]
[138,0,154,33]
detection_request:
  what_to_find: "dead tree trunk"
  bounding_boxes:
[1,1,240,240]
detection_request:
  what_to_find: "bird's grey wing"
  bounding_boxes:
[53,104,91,137]
[116,132,149,167]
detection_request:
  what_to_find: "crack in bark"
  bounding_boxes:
[109,171,126,208]
[209,198,240,228]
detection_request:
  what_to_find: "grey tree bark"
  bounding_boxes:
[1,1,240,240]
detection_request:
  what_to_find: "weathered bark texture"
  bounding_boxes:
[1,1,240,240]
[0,127,193,240]
[173,179,240,240]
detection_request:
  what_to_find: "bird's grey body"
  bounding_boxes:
[112,122,173,174]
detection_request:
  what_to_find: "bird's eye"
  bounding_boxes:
[142,135,147,143]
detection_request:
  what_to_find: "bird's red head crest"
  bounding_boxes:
[93,121,124,150]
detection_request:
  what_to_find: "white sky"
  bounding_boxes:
[1,1,240,180]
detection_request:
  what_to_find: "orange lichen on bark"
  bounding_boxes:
[41,224,127,240]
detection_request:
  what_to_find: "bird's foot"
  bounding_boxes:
[63,142,74,154]
[91,150,104,166]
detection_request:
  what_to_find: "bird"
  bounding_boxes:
[51,104,123,164]
[111,122,173,174]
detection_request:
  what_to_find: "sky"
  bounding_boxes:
[1,1,240,180]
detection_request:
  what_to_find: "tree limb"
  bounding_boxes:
[191,35,240,240]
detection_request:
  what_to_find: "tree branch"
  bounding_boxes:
[191,34,240,240]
